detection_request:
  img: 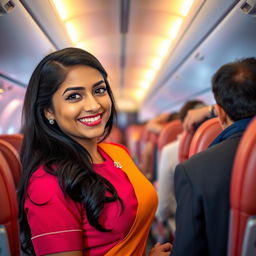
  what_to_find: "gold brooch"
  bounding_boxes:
[114,161,122,169]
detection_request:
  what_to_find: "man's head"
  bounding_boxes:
[212,58,256,122]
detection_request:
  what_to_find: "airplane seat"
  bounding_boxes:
[146,131,159,181]
[188,118,222,157]
[125,125,137,151]
[139,129,159,181]
[125,124,145,163]
[178,130,194,163]
[0,134,24,154]
[0,139,22,188]
[228,117,256,256]
[0,152,20,256]
[157,120,183,153]
[139,127,152,160]
[104,125,123,144]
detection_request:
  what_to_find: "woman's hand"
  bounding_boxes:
[149,242,172,256]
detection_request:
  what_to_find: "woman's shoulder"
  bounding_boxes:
[30,166,58,184]
[27,166,61,205]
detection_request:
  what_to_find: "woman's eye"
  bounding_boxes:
[95,87,107,95]
[66,93,81,101]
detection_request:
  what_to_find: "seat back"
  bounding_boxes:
[188,118,222,157]
[104,125,123,144]
[157,120,183,152]
[125,124,145,163]
[228,117,256,256]
[140,130,159,181]
[0,139,22,187]
[178,131,194,163]
[0,134,23,154]
[0,153,20,256]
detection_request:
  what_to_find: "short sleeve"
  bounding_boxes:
[25,168,84,255]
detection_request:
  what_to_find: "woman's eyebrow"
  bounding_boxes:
[62,87,84,96]
[62,80,105,95]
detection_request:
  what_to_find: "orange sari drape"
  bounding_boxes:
[98,143,158,256]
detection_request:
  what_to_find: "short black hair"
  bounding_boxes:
[167,112,180,122]
[179,100,206,122]
[212,57,256,121]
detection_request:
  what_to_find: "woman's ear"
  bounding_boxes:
[44,108,55,122]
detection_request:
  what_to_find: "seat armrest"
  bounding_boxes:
[0,225,11,256]
[242,216,256,256]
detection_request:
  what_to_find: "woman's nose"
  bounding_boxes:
[83,94,101,112]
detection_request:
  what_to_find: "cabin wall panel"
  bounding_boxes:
[0,0,56,85]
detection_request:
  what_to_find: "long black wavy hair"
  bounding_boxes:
[17,47,120,255]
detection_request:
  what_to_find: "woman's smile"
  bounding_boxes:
[78,113,103,127]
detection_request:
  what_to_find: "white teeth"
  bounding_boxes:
[80,115,100,123]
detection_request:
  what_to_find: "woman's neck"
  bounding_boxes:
[80,139,104,164]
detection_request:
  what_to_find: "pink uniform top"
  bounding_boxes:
[25,147,138,255]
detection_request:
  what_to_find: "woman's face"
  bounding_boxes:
[45,65,112,146]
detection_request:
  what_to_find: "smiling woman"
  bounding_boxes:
[17,48,171,256]
[44,65,112,150]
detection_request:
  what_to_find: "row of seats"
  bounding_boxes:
[125,118,222,181]
[0,134,23,256]
[179,117,222,163]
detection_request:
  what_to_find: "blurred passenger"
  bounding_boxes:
[146,112,180,134]
[172,57,256,256]
[18,48,171,256]
[140,112,179,179]
[183,104,216,132]
[155,100,206,241]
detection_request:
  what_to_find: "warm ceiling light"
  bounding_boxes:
[150,58,162,70]
[144,70,155,82]
[139,80,151,89]
[116,98,137,112]
[168,17,183,39]
[0,88,4,94]
[134,89,145,102]
[157,39,172,57]
[51,0,69,20]
[180,0,195,16]
[65,22,79,43]
[76,41,89,50]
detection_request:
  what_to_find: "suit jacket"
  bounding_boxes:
[171,132,243,256]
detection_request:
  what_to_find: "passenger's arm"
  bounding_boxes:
[183,105,212,132]
[171,164,207,256]
[146,113,170,134]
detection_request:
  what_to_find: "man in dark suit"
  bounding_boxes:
[171,58,256,256]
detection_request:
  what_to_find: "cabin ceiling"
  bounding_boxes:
[1,0,255,122]
[18,0,205,111]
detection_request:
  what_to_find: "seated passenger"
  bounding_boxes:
[172,57,256,256]
[155,100,206,241]
[145,112,180,135]
[183,104,217,132]
[140,112,179,179]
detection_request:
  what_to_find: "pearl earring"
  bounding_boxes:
[49,118,54,125]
